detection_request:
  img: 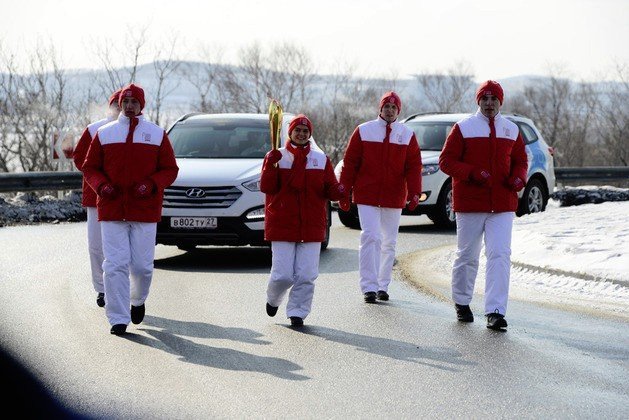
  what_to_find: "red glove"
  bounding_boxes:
[470,168,492,187]
[99,183,119,199]
[134,179,155,198]
[265,150,282,166]
[406,194,421,211]
[506,175,525,192]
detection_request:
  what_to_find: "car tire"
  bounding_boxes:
[517,178,547,216]
[338,206,361,229]
[428,180,456,229]
[176,244,197,252]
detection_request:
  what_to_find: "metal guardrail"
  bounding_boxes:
[554,166,629,182]
[0,167,627,193]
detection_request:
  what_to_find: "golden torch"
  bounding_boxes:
[268,99,283,151]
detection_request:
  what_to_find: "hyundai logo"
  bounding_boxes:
[185,188,206,198]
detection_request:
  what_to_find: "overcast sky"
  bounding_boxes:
[2,0,627,81]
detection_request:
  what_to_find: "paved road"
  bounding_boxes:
[0,216,627,419]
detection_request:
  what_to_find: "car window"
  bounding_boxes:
[169,122,271,158]
[514,122,538,145]
[404,122,454,151]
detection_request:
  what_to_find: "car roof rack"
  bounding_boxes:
[403,111,450,121]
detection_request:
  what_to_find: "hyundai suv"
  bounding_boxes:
[334,113,555,229]
[156,113,331,250]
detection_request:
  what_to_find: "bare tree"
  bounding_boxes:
[595,62,628,166]
[179,44,226,113]
[412,61,475,112]
[221,42,315,113]
[146,33,182,127]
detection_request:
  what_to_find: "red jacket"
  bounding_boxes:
[340,116,422,208]
[82,115,179,223]
[439,111,528,213]
[73,117,115,207]
[261,141,344,242]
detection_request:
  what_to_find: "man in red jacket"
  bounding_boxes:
[261,114,345,327]
[339,92,422,303]
[439,80,528,330]
[83,83,179,335]
[72,88,122,308]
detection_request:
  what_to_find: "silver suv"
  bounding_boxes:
[156,113,331,250]
[334,113,556,229]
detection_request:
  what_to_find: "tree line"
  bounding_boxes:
[0,33,626,173]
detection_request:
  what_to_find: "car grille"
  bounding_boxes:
[163,186,242,208]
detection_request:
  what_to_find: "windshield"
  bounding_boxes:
[168,120,271,158]
[404,121,454,151]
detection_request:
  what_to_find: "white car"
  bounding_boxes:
[156,113,331,250]
[334,113,556,229]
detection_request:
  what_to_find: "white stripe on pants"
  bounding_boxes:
[357,204,402,293]
[101,221,156,326]
[451,212,514,316]
[267,241,321,319]
[86,206,104,293]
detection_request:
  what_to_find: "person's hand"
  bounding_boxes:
[506,175,525,192]
[265,149,282,166]
[406,193,421,211]
[134,179,155,198]
[470,168,492,186]
[99,183,119,199]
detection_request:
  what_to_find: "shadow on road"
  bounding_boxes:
[119,316,309,380]
[297,325,475,372]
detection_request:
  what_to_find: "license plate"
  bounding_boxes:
[170,217,217,229]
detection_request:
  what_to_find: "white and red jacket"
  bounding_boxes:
[439,111,528,213]
[340,116,422,208]
[261,141,344,243]
[82,114,179,223]
[73,117,115,207]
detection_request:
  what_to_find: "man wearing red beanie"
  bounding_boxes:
[439,80,528,330]
[71,88,122,308]
[261,114,345,327]
[339,91,422,303]
[83,83,179,335]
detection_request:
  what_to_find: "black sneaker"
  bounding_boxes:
[486,312,508,330]
[376,290,389,301]
[290,317,304,327]
[455,304,474,322]
[131,304,145,325]
[110,324,127,335]
[96,292,105,308]
[364,291,377,303]
[266,303,278,317]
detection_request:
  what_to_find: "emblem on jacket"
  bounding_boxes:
[142,133,151,142]
[504,128,510,137]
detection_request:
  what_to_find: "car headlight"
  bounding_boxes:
[421,164,440,176]
[242,178,261,192]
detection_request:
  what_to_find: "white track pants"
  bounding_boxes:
[357,204,402,293]
[101,221,156,326]
[267,241,321,319]
[86,207,104,294]
[451,212,514,316]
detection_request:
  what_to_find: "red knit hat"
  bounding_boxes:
[118,83,145,110]
[108,88,123,106]
[379,91,402,113]
[288,114,313,136]
[475,80,504,105]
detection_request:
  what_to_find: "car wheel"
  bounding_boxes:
[176,244,197,252]
[338,206,361,229]
[428,180,456,229]
[517,178,547,216]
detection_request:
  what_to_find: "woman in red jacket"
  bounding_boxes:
[261,114,345,327]
[439,80,528,330]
